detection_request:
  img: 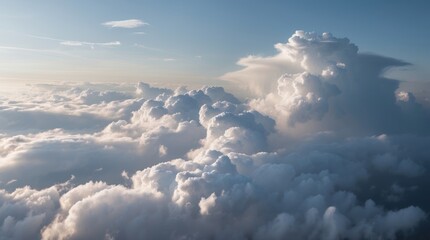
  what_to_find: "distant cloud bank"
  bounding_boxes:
[0,31,429,240]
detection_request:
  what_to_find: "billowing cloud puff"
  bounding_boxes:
[225,30,429,135]
[0,31,430,239]
[252,72,340,126]
[221,30,358,96]
[135,82,173,100]
[36,135,430,239]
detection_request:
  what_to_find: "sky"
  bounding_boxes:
[1,1,430,239]
[0,0,429,87]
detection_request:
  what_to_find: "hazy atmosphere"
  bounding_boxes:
[0,1,430,239]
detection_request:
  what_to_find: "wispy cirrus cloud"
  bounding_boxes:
[133,43,165,52]
[60,41,121,47]
[0,45,82,58]
[103,19,148,29]
[0,45,63,54]
[26,34,121,48]
[133,44,177,62]
[163,58,176,62]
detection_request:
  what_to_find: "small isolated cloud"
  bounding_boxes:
[133,32,146,35]
[163,58,176,62]
[103,19,148,29]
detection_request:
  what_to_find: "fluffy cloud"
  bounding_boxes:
[225,30,429,136]
[252,72,340,126]
[221,31,358,97]
[38,134,430,239]
[0,31,430,239]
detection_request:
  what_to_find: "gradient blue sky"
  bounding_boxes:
[0,0,429,87]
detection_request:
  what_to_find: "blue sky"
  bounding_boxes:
[0,0,429,86]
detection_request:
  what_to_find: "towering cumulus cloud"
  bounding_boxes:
[0,31,429,239]
[224,31,428,136]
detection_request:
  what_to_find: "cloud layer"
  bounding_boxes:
[0,31,429,239]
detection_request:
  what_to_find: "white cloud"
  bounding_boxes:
[103,19,148,28]
[224,31,429,136]
[6,179,17,185]
[251,72,340,126]
[0,45,71,56]
[26,34,121,49]
[134,43,165,52]
[60,41,121,48]
[0,31,429,239]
